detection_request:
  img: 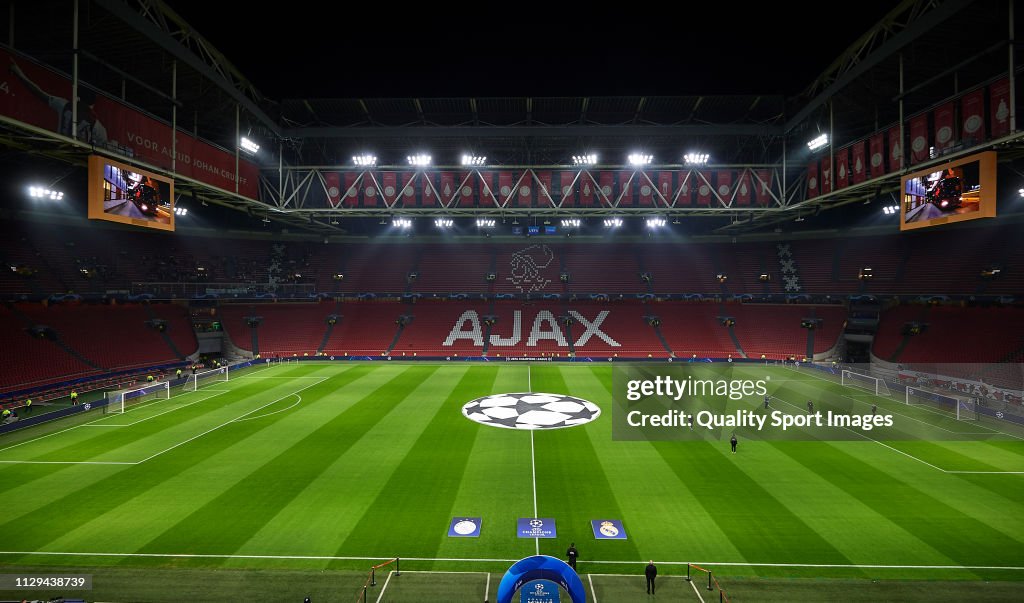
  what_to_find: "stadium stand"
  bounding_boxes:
[2,215,1023,394]
[216,299,825,360]
[3,219,1024,297]
[559,246,647,293]
[389,299,673,357]
[567,300,665,357]
[334,246,417,294]
[0,305,101,392]
[414,245,493,293]
[654,302,739,359]
[320,302,405,357]
[218,303,334,357]
[790,226,1023,296]
[18,303,196,371]
[730,304,846,360]
[875,305,1024,364]
[392,301,493,356]
[874,304,1024,390]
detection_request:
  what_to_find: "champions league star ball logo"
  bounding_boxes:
[530,519,544,529]
[598,521,619,538]
[462,393,600,430]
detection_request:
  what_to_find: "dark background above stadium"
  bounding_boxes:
[2,1,1024,237]
[167,2,895,99]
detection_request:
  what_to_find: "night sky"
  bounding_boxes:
[169,2,898,100]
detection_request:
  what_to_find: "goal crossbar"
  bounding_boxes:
[105,381,170,414]
[841,370,891,396]
[186,366,229,392]
[906,386,979,420]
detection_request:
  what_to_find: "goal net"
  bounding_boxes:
[841,370,891,396]
[186,366,229,392]
[906,386,978,420]
[957,398,979,421]
[105,381,170,414]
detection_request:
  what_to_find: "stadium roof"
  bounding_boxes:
[1,0,1022,234]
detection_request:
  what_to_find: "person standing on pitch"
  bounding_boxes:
[645,560,657,594]
[764,394,770,409]
[566,542,579,571]
[807,400,814,414]
[730,433,738,453]
[871,403,878,416]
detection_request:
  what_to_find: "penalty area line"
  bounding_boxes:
[373,570,394,603]
[0,460,134,465]
[232,393,301,422]
[782,365,1022,441]
[131,377,329,464]
[688,575,707,603]
[772,395,948,473]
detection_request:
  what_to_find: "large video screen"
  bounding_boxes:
[88,155,175,231]
[900,151,996,231]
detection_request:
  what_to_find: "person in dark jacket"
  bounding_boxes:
[566,542,579,571]
[645,560,657,594]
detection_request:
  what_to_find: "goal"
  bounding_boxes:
[186,366,229,391]
[957,398,979,421]
[906,386,979,420]
[841,369,891,396]
[105,381,170,414]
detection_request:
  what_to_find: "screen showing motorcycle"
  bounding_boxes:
[900,151,995,231]
[88,155,175,231]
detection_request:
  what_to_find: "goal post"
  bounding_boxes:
[906,386,979,420]
[186,366,229,392]
[841,369,891,396]
[957,398,979,421]
[104,381,170,414]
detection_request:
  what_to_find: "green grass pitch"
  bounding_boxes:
[0,361,1022,601]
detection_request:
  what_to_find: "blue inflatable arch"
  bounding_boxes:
[496,555,587,603]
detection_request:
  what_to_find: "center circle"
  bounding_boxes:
[461,392,601,430]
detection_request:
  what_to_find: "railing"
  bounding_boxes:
[355,558,399,602]
[687,563,731,603]
[129,282,317,298]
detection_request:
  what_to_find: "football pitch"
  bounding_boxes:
[0,361,1022,602]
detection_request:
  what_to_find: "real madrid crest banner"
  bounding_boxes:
[591,519,627,540]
